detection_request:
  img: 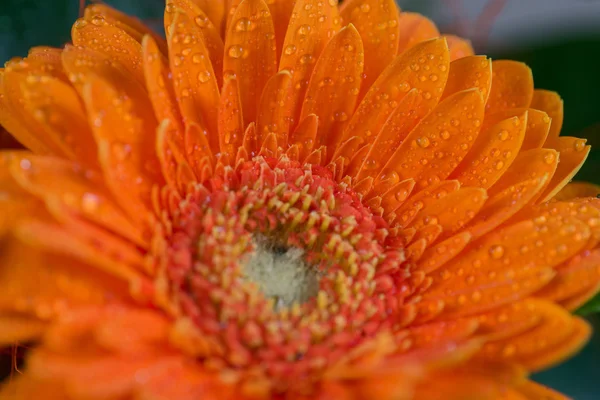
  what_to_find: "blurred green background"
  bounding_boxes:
[1,0,599,397]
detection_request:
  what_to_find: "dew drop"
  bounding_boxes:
[489,244,505,259]
[574,139,587,152]
[497,130,509,141]
[284,44,297,55]
[197,70,212,83]
[416,136,430,148]
[543,152,556,164]
[228,45,244,59]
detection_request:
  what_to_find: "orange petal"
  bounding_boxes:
[9,155,146,247]
[393,180,460,228]
[445,35,474,61]
[486,108,551,151]
[554,181,600,201]
[300,24,363,157]
[340,0,400,98]
[0,71,65,156]
[526,199,600,249]
[81,77,163,225]
[426,216,591,316]
[84,3,168,55]
[409,187,488,236]
[341,38,450,152]
[185,122,214,177]
[486,60,533,113]
[142,35,185,150]
[396,12,440,54]
[265,0,295,60]
[536,249,600,308]
[218,76,244,163]
[354,89,426,181]
[451,112,527,189]
[167,10,220,152]
[257,71,293,149]
[279,0,341,128]
[189,0,226,34]
[223,0,277,125]
[476,299,542,341]
[465,176,548,241]
[477,300,589,372]
[379,179,416,217]
[418,231,472,273]
[71,17,145,87]
[165,0,224,87]
[156,120,185,190]
[405,318,479,349]
[0,238,128,316]
[25,46,68,79]
[489,148,558,198]
[539,137,590,202]
[3,70,98,168]
[531,90,564,146]
[441,55,492,103]
[517,381,571,400]
[289,114,319,161]
[0,313,47,344]
[378,89,485,192]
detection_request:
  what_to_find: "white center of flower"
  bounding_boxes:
[242,236,319,310]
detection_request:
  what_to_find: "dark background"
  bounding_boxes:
[1,0,599,397]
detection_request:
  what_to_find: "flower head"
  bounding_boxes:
[0,0,599,399]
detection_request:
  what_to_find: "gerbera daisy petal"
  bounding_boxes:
[8,154,146,247]
[409,187,488,235]
[354,89,425,181]
[531,90,564,147]
[81,77,163,225]
[340,0,400,98]
[0,239,129,318]
[489,148,559,198]
[486,60,534,113]
[0,313,47,344]
[536,248,600,309]
[486,108,551,151]
[342,38,450,152]
[218,76,244,162]
[257,71,293,150]
[71,16,146,87]
[279,0,341,127]
[0,71,71,156]
[477,301,590,372]
[8,71,99,168]
[84,3,168,55]
[167,9,221,151]
[465,176,548,240]
[539,136,590,202]
[223,0,277,126]
[442,55,492,102]
[554,181,600,201]
[396,12,440,54]
[142,35,185,148]
[378,89,485,192]
[166,0,225,87]
[300,24,363,156]
[444,35,475,61]
[451,112,527,189]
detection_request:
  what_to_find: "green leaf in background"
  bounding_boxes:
[578,294,600,316]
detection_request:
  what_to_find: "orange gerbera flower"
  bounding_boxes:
[0,0,599,398]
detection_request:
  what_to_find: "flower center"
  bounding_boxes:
[242,236,320,310]
[154,157,409,391]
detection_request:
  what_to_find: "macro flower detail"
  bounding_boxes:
[0,0,599,399]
